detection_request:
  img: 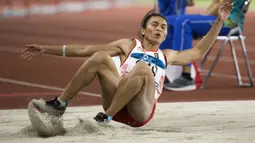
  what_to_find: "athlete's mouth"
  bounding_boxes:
[155,33,161,37]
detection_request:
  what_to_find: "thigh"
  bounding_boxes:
[92,52,120,109]
[124,62,156,123]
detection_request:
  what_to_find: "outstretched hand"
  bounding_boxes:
[217,2,233,22]
[21,44,44,60]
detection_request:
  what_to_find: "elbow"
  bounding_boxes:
[190,49,204,62]
[195,43,214,59]
[194,48,204,60]
[198,50,204,58]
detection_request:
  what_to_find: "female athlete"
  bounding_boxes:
[21,3,232,127]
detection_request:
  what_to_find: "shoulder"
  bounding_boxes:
[108,38,134,46]
[108,38,137,54]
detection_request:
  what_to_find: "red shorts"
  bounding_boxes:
[111,101,157,127]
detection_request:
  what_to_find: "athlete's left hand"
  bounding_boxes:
[217,2,233,22]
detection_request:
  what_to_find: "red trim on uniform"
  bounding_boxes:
[137,39,159,52]
[139,45,159,52]
[192,62,203,89]
[143,48,159,52]
[155,86,161,94]
[110,100,157,128]
[163,53,168,67]
[137,46,146,52]
[162,53,169,82]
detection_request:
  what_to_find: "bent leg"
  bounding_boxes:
[32,52,121,118]
[59,52,120,108]
[105,62,156,123]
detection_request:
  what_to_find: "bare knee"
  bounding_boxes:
[132,62,154,79]
[89,51,111,64]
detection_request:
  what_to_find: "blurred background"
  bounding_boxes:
[0,0,254,17]
[0,0,254,109]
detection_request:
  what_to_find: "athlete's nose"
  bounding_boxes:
[156,26,162,32]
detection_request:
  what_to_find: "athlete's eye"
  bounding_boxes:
[151,22,159,27]
[152,23,157,27]
[161,26,166,30]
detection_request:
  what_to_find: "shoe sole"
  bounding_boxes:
[163,85,197,91]
[32,99,65,117]
[28,100,65,137]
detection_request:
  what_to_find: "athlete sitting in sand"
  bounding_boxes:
[21,3,232,127]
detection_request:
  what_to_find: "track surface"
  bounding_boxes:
[0,7,255,109]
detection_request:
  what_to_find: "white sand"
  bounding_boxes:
[0,100,255,143]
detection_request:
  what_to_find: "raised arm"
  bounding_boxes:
[21,39,134,60]
[164,2,233,66]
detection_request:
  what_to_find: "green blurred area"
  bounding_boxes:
[134,0,255,11]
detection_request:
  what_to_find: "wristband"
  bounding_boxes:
[62,45,66,57]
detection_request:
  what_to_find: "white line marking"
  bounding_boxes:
[206,56,255,65]
[0,77,101,97]
[0,69,254,98]
[200,70,255,82]
[0,47,254,94]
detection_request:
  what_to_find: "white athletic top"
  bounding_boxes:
[120,39,167,100]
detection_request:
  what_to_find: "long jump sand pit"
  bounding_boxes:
[0,100,255,143]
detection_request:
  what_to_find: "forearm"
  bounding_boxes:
[166,2,232,66]
[195,19,224,55]
[41,44,86,57]
[40,39,127,57]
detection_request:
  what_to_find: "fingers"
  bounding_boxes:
[21,44,34,53]
[21,46,30,53]
[20,47,30,59]
[20,51,33,60]
[220,2,233,13]
[21,44,42,60]
[225,5,233,13]
[20,50,40,60]
[223,2,233,10]
[27,53,36,60]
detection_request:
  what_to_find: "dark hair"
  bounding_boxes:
[138,7,168,39]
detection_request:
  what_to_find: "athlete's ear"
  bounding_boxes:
[140,28,145,37]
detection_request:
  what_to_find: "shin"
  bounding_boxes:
[105,62,153,117]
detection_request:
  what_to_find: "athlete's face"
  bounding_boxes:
[141,16,168,45]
